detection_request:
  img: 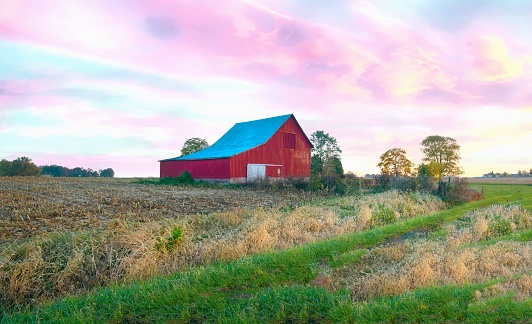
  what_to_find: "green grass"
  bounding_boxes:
[3,184,531,323]
[469,183,532,209]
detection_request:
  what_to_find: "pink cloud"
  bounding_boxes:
[2,0,531,177]
[3,0,531,111]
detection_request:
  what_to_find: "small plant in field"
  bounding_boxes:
[488,216,513,237]
[156,226,184,252]
[372,204,396,226]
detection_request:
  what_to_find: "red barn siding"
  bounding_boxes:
[266,165,282,179]
[160,158,230,179]
[160,115,311,182]
[229,116,311,180]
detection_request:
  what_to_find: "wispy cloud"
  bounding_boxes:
[0,0,530,176]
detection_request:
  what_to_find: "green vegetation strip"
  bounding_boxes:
[4,184,531,323]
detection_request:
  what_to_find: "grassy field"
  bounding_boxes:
[1,178,531,322]
[468,177,532,185]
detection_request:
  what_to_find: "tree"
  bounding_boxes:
[377,147,414,177]
[420,135,462,179]
[0,159,12,176]
[41,165,69,177]
[310,131,343,178]
[181,138,209,156]
[325,156,344,176]
[99,168,115,178]
[86,168,98,177]
[417,161,440,192]
[11,157,40,176]
[71,167,85,177]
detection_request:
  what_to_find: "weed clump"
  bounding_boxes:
[156,226,184,252]
[448,204,531,243]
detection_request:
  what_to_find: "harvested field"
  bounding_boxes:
[0,177,313,242]
[0,177,446,310]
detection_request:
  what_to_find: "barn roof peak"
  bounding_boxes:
[161,114,307,161]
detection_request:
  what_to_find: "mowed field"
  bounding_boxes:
[1,177,531,322]
[468,177,532,185]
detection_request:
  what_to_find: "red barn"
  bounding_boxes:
[159,114,312,183]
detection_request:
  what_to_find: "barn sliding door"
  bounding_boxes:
[247,164,266,182]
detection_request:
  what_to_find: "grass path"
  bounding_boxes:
[3,184,531,323]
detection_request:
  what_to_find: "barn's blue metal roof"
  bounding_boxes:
[161,114,293,161]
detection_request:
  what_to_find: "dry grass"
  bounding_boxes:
[335,240,532,301]
[448,204,532,244]
[331,204,532,302]
[333,190,444,230]
[0,178,445,309]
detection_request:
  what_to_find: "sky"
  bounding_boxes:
[1,0,531,177]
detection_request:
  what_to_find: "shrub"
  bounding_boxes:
[177,171,194,184]
[374,176,418,193]
[159,171,195,186]
[440,178,483,205]
[285,177,310,190]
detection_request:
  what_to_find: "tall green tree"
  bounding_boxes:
[41,165,69,177]
[11,157,40,176]
[310,131,343,178]
[377,147,414,177]
[420,135,462,179]
[181,138,209,156]
[71,167,85,177]
[0,159,12,176]
[326,156,344,176]
[99,168,115,178]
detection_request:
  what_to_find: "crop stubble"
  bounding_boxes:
[0,177,310,243]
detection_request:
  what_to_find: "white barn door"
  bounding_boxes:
[247,164,266,182]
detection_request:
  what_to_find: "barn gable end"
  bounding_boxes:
[159,114,311,182]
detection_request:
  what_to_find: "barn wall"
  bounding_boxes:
[160,158,230,179]
[266,165,282,179]
[230,116,311,180]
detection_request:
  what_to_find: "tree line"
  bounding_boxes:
[483,170,532,177]
[377,135,462,180]
[175,132,478,202]
[0,157,115,177]
[372,136,487,205]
